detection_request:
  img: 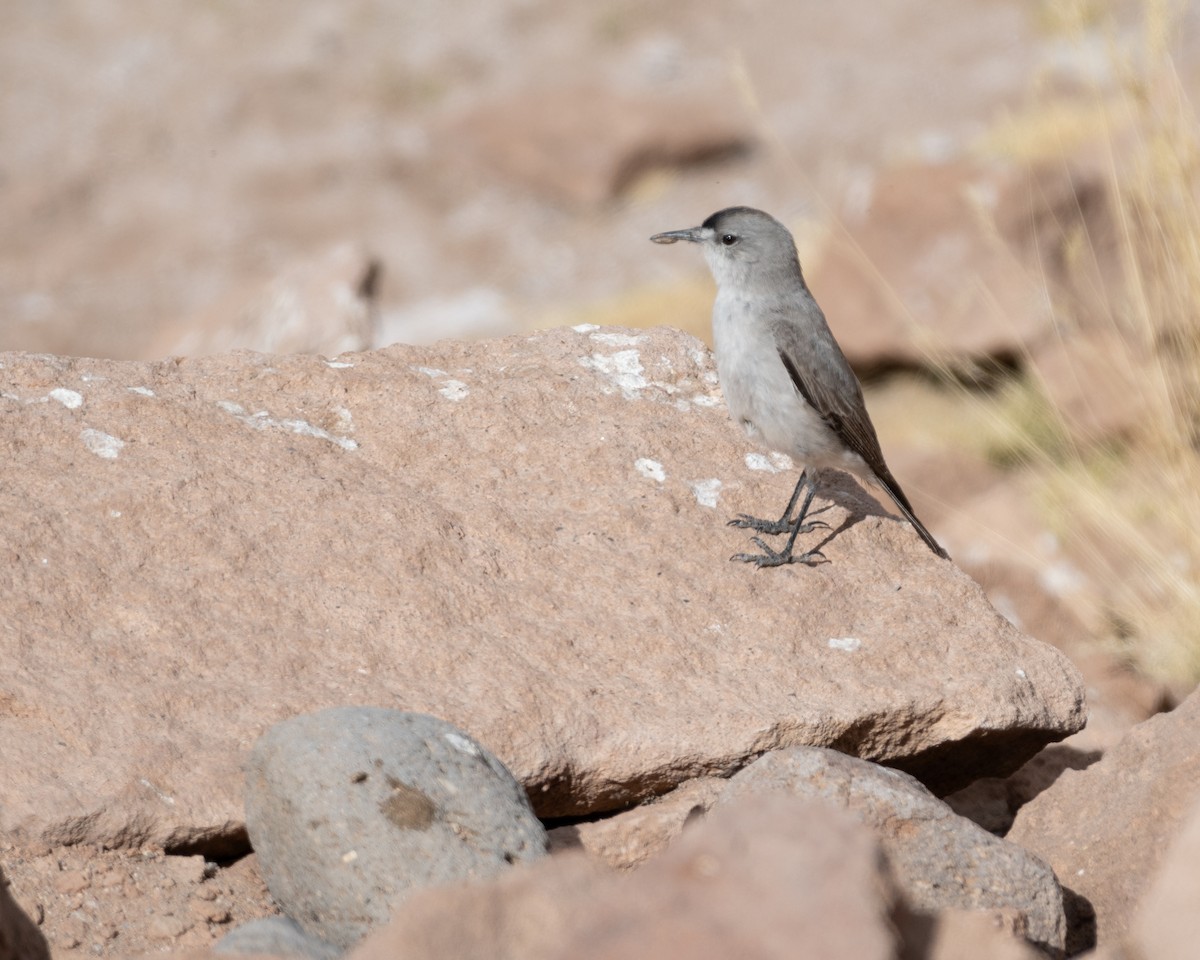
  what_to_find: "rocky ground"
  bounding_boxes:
[0,324,1191,959]
[3,1,1200,959]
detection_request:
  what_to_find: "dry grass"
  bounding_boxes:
[994,0,1200,683]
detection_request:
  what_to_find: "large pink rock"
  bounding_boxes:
[1118,797,1200,960]
[1008,688,1200,952]
[350,794,901,960]
[718,747,1065,954]
[0,326,1083,852]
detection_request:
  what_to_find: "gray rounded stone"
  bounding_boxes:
[213,916,341,959]
[245,707,547,949]
[719,747,1066,955]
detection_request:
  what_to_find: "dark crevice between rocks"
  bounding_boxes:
[536,766,730,839]
[888,727,1071,797]
[527,761,718,820]
[1061,886,1097,957]
[539,807,621,833]
[163,824,252,863]
[830,722,1076,798]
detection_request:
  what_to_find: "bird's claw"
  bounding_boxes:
[726,514,791,534]
[730,538,827,568]
[726,514,829,536]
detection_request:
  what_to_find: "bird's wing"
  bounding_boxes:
[769,299,951,560]
[768,304,890,479]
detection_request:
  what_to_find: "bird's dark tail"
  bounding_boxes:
[873,467,950,560]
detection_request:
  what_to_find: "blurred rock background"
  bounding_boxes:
[0,0,1153,355]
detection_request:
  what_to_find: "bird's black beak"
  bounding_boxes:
[650,227,705,244]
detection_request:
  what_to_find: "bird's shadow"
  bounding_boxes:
[792,471,893,558]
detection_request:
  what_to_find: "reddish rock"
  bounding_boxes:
[444,87,752,207]
[351,794,901,960]
[547,777,724,869]
[996,162,1123,331]
[1008,688,1200,952]
[808,162,1050,376]
[148,244,380,360]
[718,747,1065,954]
[942,553,1171,836]
[997,162,1157,451]
[1025,328,1152,448]
[0,327,1083,854]
[898,908,1043,960]
[1124,797,1200,960]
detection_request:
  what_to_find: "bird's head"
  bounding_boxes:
[650,206,802,291]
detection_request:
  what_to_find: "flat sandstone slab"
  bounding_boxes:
[0,326,1084,849]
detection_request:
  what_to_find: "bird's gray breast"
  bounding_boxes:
[711,290,855,468]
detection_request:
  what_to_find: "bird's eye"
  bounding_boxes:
[721,234,738,246]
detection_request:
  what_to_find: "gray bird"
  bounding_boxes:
[651,206,950,566]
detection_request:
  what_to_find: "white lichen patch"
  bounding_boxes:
[590,331,644,347]
[578,349,647,399]
[635,458,666,483]
[577,336,724,409]
[80,428,125,460]
[572,323,600,333]
[325,359,354,369]
[691,478,722,508]
[139,778,175,806]
[49,388,83,409]
[127,386,155,397]
[415,366,470,401]
[828,637,862,652]
[217,400,358,451]
[745,451,795,473]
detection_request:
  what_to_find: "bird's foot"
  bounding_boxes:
[726,514,828,536]
[730,538,827,568]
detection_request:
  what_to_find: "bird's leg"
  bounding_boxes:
[727,468,828,536]
[731,470,827,568]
